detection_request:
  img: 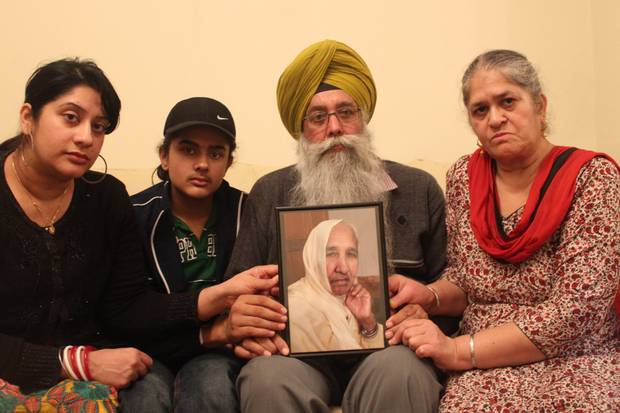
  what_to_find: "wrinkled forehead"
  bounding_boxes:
[467,69,530,105]
[327,222,359,248]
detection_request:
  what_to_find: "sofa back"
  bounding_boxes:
[111,159,451,196]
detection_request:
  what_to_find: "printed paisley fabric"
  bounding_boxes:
[440,156,620,412]
[0,379,118,413]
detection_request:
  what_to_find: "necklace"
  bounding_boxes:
[10,156,70,235]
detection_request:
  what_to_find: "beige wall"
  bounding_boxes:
[2,0,617,191]
[592,0,620,161]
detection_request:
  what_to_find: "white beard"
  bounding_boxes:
[291,129,394,263]
[290,128,387,206]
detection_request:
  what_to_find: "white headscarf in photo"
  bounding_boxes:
[288,219,361,349]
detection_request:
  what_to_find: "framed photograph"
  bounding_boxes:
[276,202,389,358]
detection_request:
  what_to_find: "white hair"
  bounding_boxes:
[291,128,386,206]
[290,128,393,262]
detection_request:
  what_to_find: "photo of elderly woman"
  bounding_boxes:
[278,205,388,356]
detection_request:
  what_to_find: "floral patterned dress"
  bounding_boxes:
[0,378,117,413]
[440,155,620,412]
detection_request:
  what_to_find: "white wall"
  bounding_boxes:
[1,0,617,189]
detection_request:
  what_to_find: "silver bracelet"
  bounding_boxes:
[469,334,478,369]
[360,323,378,338]
[425,285,440,311]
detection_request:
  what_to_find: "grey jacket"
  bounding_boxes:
[225,161,446,283]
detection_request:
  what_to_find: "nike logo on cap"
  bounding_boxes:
[216,115,229,120]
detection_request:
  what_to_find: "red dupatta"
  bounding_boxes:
[468,145,618,264]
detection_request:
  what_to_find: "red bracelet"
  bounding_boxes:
[75,346,87,381]
[82,346,95,381]
[62,346,78,380]
[69,345,82,380]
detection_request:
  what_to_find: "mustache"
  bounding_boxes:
[315,135,358,157]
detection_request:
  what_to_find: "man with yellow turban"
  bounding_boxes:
[276,39,377,140]
[225,39,448,413]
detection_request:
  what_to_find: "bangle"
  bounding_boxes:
[425,285,440,311]
[469,334,478,369]
[58,347,68,377]
[69,345,82,380]
[360,323,378,338]
[62,346,79,380]
[199,327,205,346]
[75,346,88,381]
[82,346,95,381]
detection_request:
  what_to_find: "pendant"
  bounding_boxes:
[46,225,56,235]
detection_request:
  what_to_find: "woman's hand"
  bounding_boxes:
[401,319,470,371]
[345,283,376,331]
[384,304,428,345]
[88,348,153,389]
[388,274,435,312]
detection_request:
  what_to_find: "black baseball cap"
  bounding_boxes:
[163,97,236,144]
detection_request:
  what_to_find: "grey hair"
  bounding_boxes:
[461,49,548,133]
[462,50,543,106]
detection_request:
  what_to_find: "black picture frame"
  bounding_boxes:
[276,202,389,358]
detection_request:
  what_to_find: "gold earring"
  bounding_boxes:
[81,154,108,184]
[476,139,485,155]
[21,132,34,149]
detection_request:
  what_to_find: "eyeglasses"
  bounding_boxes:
[303,106,361,129]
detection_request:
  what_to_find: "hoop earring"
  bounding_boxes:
[19,146,30,168]
[150,168,161,185]
[19,133,35,168]
[81,154,108,184]
[23,132,35,151]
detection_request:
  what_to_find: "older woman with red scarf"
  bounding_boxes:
[386,50,620,411]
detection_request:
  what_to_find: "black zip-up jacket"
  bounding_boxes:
[130,179,245,370]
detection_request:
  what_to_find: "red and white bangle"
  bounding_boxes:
[75,346,88,381]
[69,345,82,380]
[82,346,95,381]
[58,347,68,378]
[60,345,96,381]
[62,345,79,380]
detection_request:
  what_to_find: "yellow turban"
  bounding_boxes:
[277,39,377,139]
